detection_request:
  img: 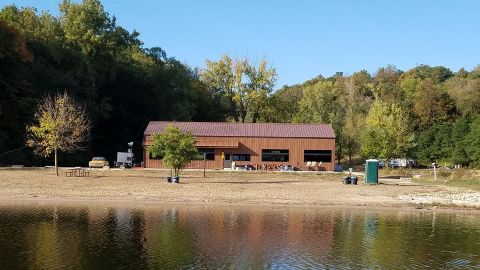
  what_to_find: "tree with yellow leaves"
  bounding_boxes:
[360,100,415,161]
[26,93,90,176]
[201,54,276,123]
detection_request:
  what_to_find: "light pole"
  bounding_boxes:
[128,142,133,166]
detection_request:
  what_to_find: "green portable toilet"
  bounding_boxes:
[365,159,379,184]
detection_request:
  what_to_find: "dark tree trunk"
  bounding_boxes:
[252,110,259,123]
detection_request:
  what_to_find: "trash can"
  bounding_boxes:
[365,159,379,184]
[350,176,358,185]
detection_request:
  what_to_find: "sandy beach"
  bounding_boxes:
[0,168,479,210]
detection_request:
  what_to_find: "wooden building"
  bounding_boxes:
[143,121,336,171]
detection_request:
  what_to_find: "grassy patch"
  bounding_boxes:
[378,168,418,178]
[413,169,480,191]
[446,179,480,190]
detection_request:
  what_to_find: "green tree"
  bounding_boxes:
[244,59,277,122]
[26,93,90,176]
[360,101,415,160]
[342,73,373,165]
[451,117,470,165]
[414,123,453,164]
[0,5,62,43]
[147,125,199,177]
[200,55,236,121]
[261,85,303,122]
[399,69,424,101]
[0,21,34,164]
[59,0,115,56]
[295,80,343,123]
[373,65,404,104]
[412,79,452,129]
[447,77,480,116]
[200,54,276,123]
[295,78,346,163]
[465,116,480,167]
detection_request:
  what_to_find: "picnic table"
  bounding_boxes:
[65,167,90,177]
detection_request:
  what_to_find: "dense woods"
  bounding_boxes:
[0,0,227,166]
[269,66,480,167]
[1,0,480,168]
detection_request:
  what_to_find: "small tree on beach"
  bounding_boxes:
[148,125,200,178]
[26,93,90,176]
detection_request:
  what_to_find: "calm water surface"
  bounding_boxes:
[0,203,479,269]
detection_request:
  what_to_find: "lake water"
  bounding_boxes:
[0,203,479,269]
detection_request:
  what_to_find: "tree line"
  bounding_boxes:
[1,0,480,168]
[0,0,228,166]
[262,66,480,167]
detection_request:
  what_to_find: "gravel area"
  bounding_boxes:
[399,192,480,207]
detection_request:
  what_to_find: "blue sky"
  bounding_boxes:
[2,0,480,87]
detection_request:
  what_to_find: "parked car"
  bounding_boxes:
[389,158,416,168]
[388,159,399,168]
[89,157,109,168]
[377,159,385,168]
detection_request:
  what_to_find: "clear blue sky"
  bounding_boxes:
[2,0,480,87]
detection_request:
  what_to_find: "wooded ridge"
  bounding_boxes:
[1,0,480,168]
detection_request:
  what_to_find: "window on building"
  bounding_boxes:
[149,153,163,160]
[197,148,215,160]
[304,150,332,162]
[232,154,251,161]
[262,149,289,162]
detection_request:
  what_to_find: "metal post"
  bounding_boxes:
[203,153,206,178]
[130,146,133,166]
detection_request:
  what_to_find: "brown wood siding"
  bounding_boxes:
[143,136,336,171]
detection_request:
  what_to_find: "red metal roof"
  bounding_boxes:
[144,121,335,139]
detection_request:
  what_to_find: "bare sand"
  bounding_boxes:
[0,168,478,210]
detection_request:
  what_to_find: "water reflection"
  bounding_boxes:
[0,204,479,269]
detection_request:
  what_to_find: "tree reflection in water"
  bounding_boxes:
[0,204,478,269]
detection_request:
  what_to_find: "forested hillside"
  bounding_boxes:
[1,0,480,168]
[0,0,227,165]
[267,66,480,167]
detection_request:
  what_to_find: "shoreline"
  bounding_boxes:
[0,168,479,212]
[2,196,480,215]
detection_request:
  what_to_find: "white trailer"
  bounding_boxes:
[115,151,134,168]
